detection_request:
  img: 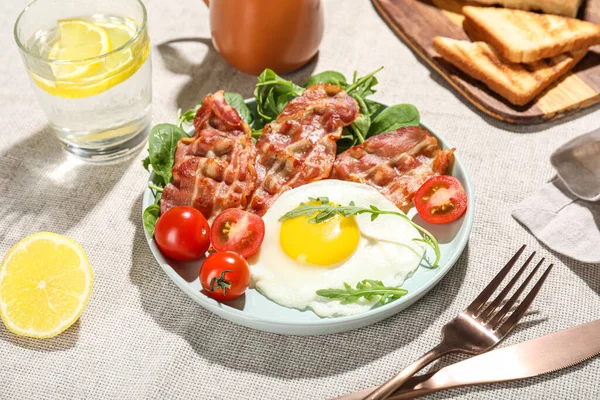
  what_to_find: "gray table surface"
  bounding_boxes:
[1,0,600,399]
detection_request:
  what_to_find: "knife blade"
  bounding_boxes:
[333,319,600,400]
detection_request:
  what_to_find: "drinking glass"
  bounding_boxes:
[14,0,152,162]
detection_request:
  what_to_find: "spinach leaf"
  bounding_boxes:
[223,92,253,125]
[254,68,305,128]
[142,156,151,171]
[148,123,188,186]
[143,204,160,237]
[364,99,382,119]
[368,104,420,137]
[306,71,348,87]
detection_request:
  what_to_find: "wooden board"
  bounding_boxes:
[372,0,600,124]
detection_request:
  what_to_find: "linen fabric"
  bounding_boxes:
[1,0,600,399]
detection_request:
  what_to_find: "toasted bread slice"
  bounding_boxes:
[462,6,600,63]
[433,36,587,106]
[468,0,581,18]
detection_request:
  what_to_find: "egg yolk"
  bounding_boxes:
[279,204,360,266]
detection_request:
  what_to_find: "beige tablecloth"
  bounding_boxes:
[2,1,600,399]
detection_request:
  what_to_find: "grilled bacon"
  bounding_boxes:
[160,91,258,222]
[161,89,454,223]
[331,126,455,210]
[246,84,360,215]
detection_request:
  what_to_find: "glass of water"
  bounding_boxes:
[14,0,151,162]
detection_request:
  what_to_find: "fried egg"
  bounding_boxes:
[248,180,425,317]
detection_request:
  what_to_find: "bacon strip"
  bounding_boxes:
[160,91,258,222]
[247,84,359,215]
[331,126,454,210]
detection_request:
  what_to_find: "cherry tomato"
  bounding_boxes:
[200,251,250,301]
[154,206,210,261]
[414,176,468,224]
[211,208,265,258]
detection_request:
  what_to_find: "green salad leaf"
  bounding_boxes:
[308,67,384,150]
[344,68,383,146]
[364,98,383,120]
[251,129,263,141]
[306,71,348,87]
[143,204,160,237]
[147,123,188,187]
[254,69,305,128]
[338,102,369,153]
[316,280,408,305]
[345,67,382,98]
[368,104,420,137]
[142,156,151,171]
[177,104,201,128]
[223,92,254,125]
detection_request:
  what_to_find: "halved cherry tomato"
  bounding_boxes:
[155,206,210,261]
[211,208,265,258]
[414,176,467,224]
[200,251,250,301]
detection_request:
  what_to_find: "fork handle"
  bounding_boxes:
[361,344,449,400]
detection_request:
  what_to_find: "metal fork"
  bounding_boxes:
[333,245,553,400]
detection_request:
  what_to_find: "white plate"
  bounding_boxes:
[143,99,474,335]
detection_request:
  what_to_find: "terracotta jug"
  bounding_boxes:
[203,0,324,75]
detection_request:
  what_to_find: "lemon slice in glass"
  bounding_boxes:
[33,18,147,98]
[49,19,112,80]
[93,21,137,80]
[0,232,94,338]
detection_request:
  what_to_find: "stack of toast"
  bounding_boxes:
[433,5,600,106]
[468,0,582,18]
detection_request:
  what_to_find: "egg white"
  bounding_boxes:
[248,180,425,318]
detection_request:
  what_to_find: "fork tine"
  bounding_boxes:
[487,258,544,327]
[477,252,535,320]
[494,264,553,334]
[465,245,526,315]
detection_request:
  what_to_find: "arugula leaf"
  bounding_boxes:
[306,71,348,87]
[316,280,408,305]
[148,123,188,186]
[254,69,305,128]
[279,197,440,267]
[251,129,263,141]
[143,204,160,237]
[337,129,359,154]
[349,94,371,144]
[177,104,201,128]
[368,104,420,137]
[223,92,254,125]
[340,67,384,149]
[345,67,383,97]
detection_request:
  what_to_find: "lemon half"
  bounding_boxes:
[0,232,94,338]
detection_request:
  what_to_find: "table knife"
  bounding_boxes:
[333,319,600,400]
